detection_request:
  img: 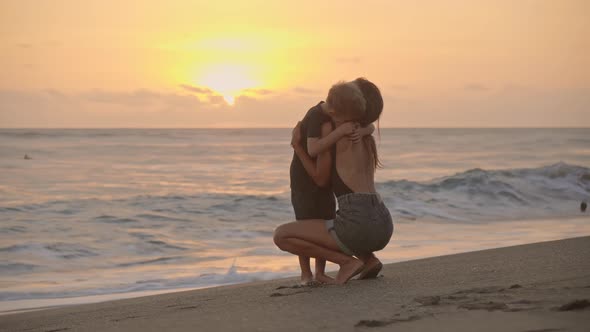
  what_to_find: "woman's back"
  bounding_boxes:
[333,134,376,195]
[327,128,392,258]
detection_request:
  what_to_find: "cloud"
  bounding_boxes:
[464,83,489,91]
[16,43,32,49]
[80,89,167,106]
[380,86,590,127]
[2,87,589,128]
[179,84,215,95]
[292,87,321,95]
[242,88,274,96]
[43,89,67,99]
[76,88,222,113]
[0,88,208,127]
[178,84,229,105]
[207,94,227,105]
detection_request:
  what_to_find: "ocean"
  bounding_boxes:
[1,128,589,312]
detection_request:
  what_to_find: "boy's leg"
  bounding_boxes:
[290,189,337,284]
[314,258,336,284]
[315,258,326,275]
[292,190,314,283]
[298,255,313,284]
[314,189,337,283]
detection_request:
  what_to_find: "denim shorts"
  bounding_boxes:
[325,192,393,256]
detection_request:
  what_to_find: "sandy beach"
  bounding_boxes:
[2,236,589,331]
[3,1,589,330]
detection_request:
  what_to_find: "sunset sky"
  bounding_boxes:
[1,0,588,127]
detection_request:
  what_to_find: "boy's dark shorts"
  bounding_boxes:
[291,188,336,220]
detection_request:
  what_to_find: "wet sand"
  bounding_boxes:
[2,236,589,332]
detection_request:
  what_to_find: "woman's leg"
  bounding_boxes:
[274,220,364,284]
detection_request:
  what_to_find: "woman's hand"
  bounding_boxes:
[291,121,302,148]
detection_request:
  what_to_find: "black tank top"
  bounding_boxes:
[331,121,354,197]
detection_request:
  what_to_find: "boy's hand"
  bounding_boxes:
[291,121,302,148]
[349,129,362,144]
[349,123,374,144]
[336,122,359,137]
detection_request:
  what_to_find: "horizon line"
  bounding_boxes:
[0,126,589,130]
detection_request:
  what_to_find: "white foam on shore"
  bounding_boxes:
[2,216,589,315]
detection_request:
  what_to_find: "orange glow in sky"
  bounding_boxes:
[0,0,588,127]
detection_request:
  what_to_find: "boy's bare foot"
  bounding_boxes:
[300,273,314,285]
[315,273,336,284]
[335,259,364,284]
[358,256,383,280]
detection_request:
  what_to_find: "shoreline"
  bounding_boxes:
[2,236,589,331]
[2,216,589,315]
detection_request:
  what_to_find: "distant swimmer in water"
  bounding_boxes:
[582,202,587,213]
[24,154,32,160]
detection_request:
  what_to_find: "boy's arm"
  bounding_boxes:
[292,122,333,187]
[359,123,375,136]
[307,122,357,157]
[348,123,375,144]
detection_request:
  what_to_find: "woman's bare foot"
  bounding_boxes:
[358,256,382,280]
[335,259,364,284]
[315,273,336,284]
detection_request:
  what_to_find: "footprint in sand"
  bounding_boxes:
[556,299,590,311]
[444,284,540,313]
[269,290,311,297]
[458,301,508,311]
[355,315,421,328]
[414,296,441,306]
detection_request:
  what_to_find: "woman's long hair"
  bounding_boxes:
[355,78,383,170]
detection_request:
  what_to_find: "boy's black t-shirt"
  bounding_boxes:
[290,101,332,192]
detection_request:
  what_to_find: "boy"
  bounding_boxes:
[290,97,374,284]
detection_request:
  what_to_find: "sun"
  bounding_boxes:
[223,94,235,105]
[198,64,259,105]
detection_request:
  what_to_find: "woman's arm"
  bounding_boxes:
[292,122,333,187]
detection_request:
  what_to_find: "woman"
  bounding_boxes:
[274,79,393,284]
